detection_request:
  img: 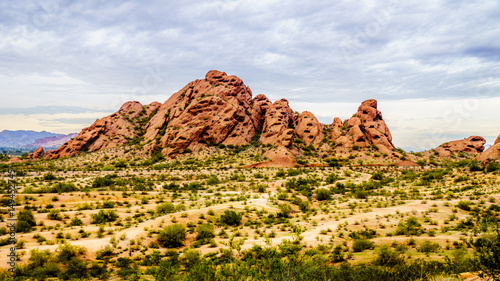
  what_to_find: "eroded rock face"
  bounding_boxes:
[46,71,397,161]
[46,101,161,159]
[250,94,271,131]
[324,99,395,153]
[478,135,500,163]
[27,147,45,160]
[259,99,295,147]
[356,99,394,153]
[295,111,324,146]
[433,136,486,157]
[144,70,256,155]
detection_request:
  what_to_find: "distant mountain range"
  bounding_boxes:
[0,130,77,149]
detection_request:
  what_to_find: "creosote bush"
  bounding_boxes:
[157,224,187,248]
[196,223,215,241]
[220,210,242,226]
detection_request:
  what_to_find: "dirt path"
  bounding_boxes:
[239,199,440,250]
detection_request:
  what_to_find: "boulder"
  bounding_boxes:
[294,111,324,147]
[27,147,45,160]
[259,99,295,147]
[478,135,500,163]
[326,99,395,153]
[433,136,486,157]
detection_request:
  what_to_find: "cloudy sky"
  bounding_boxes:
[0,0,499,151]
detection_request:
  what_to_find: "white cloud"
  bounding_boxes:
[0,112,107,134]
[0,0,499,150]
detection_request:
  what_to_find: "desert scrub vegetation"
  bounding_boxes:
[157,224,187,248]
[3,229,499,280]
[1,145,500,280]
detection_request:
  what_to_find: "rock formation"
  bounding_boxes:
[27,147,45,160]
[259,99,295,147]
[431,136,486,157]
[294,112,324,147]
[143,70,258,155]
[323,99,395,154]
[477,134,500,163]
[261,147,297,168]
[45,70,397,161]
[46,101,161,159]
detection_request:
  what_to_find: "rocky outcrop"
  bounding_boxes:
[45,71,397,161]
[324,99,395,154]
[295,112,324,147]
[46,101,161,159]
[432,136,486,157]
[8,157,22,163]
[477,135,500,163]
[396,159,419,167]
[245,147,297,168]
[259,99,295,147]
[262,147,297,167]
[356,99,394,152]
[250,94,271,131]
[27,147,45,160]
[144,70,257,155]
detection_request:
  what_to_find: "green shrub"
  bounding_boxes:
[70,217,83,226]
[469,161,484,172]
[486,161,500,173]
[47,209,62,220]
[102,201,115,208]
[17,209,36,233]
[352,239,375,252]
[157,224,186,248]
[325,157,342,168]
[43,173,57,181]
[325,173,339,184]
[180,249,201,268]
[371,171,384,181]
[373,245,405,267]
[473,228,500,280]
[276,170,286,177]
[91,210,118,224]
[26,249,60,279]
[114,159,127,168]
[349,228,377,239]
[156,202,175,215]
[394,216,423,236]
[457,200,471,211]
[278,203,293,218]
[316,188,331,201]
[96,245,115,259]
[196,224,215,240]
[418,240,440,253]
[56,243,86,262]
[92,175,115,188]
[206,176,220,185]
[220,210,242,226]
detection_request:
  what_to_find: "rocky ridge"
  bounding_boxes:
[41,70,398,164]
[427,136,486,158]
